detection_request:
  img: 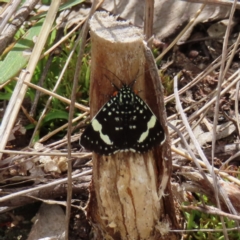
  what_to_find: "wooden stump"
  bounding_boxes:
[87,11,178,240]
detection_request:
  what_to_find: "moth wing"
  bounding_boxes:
[80,96,125,155]
[128,95,165,153]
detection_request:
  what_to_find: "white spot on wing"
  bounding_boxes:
[92,119,113,145]
[119,93,123,103]
[138,115,157,143]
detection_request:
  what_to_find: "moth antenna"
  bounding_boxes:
[129,67,159,88]
[101,66,125,87]
[129,69,140,88]
[104,74,120,91]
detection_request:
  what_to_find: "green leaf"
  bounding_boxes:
[31,0,85,20]
[25,123,36,130]
[0,19,44,84]
[32,130,40,143]
[0,92,12,100]
[42,110,69,125]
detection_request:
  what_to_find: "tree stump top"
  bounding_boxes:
[90,11,143,43]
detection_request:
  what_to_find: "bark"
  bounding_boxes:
[87,11,178,239]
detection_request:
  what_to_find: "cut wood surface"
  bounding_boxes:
[87,11,178,240]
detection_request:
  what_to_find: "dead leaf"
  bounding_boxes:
[27,203,65,240]
[101,0,231,41]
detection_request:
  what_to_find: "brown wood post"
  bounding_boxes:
[87,11,178,240]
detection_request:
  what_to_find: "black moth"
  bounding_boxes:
[80,76,166,155]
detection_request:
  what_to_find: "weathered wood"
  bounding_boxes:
[87,11,178,239]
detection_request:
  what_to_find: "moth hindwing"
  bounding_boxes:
[80,80,165,155]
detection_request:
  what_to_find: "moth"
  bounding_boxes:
[80,74,166,155]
